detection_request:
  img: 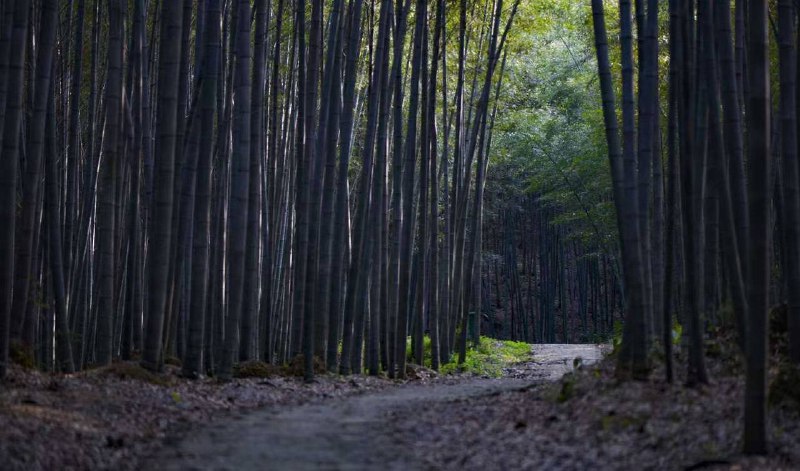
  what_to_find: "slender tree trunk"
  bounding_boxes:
[94,0,124,365]
[592,0,647,379]
[414,2,431,366]
[10,0,60,354]
[713,0,748,352]
[778,0,800,366]
[141,0,184,372]
[326,0,366,372]
[240,0,268,362]
[64,0,86,280]
[743,0,770,455]
[316,0,345,368]
[428,0,444,370]
[218,0,252,381]
[368,12,393,374]
[680,0,708,386]
[0,2,13,149]
[387,0,410,378]
[663,0,681,383]
[183,0,221,378]
[634,0,657,352]
[290,0,309,363]
[340,0,391,375]
[717,0,749,282]
[395,0,427,379]
[45,74,75,373]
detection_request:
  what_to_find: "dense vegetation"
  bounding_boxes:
[483,2,619,345]
[0,0,523,384]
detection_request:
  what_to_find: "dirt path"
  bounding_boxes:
[155,344,606,471]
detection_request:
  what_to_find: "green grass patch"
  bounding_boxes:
[405,335,434,367]
[439,336,532,377]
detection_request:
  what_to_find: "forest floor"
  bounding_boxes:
[1,341,799,470]
[0,358,395,470]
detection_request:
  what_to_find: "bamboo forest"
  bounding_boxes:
[1,0,799,469]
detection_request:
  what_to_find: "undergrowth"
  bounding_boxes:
[95,362,172,386]
[439,337,532,377]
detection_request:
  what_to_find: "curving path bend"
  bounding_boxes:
[156,344,607,471]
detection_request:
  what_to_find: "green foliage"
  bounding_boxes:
[611,320,624,353]
[485,0,618,255]
[612,319,681,357]
[405,335,433,367]
[170,391,182,404]
[440,337,532,377]
[672,321,683,346]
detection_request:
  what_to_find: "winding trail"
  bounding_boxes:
[156,344,606,470]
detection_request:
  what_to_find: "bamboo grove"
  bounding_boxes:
[0,0,523,384]
[4,0,800,458]
[480,195,620,344]
[591,0,800,455]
